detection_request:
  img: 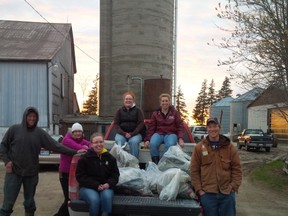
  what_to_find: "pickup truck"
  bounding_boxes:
[237,129,273,152]
[190,126,207,143]
[67,120,201,216]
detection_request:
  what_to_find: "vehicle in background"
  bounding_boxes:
[190,125,207,143]
[39,134,63,164]
[237,129,273,152]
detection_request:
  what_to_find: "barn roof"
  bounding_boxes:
[0,20,72,61]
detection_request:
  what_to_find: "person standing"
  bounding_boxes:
[144,93,185,164]
[54,123,91,216]
[190,117,242,216]
[0,107,79,216]
[114,91,145,158]
[76,132,120,216]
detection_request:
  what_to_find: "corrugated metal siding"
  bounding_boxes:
[209,106,230,134]
[0,62,48,127]
[230,101,250,136]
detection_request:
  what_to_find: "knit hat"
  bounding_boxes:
[71,123,83,132]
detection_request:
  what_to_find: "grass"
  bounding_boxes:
[251,159,288,191]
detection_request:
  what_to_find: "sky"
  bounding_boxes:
[0,0,245,113]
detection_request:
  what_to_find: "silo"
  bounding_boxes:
[209,97,234,135]
[230,87,264,138]
[99,0,175,117]
[143,78,171,118]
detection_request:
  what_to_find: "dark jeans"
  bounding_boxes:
[200,192,236,216]
[0,173,38,216]
[54,172,69,216]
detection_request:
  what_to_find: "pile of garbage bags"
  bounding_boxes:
[109,144,196,201]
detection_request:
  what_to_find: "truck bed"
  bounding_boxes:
[69,195,201,216]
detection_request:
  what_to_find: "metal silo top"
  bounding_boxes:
[212,97,234,107]
[232,87,264,102]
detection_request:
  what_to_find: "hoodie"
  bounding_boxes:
[76,148,120,191]
[0,107,77,176]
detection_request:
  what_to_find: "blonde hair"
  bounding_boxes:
[122,91,136,100]
[90,132,104,142]
[159,93,171,101]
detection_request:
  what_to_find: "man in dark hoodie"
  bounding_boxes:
[0,107,79,216]
[190,117,242,216]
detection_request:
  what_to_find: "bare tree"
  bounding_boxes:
[211,0,288,102]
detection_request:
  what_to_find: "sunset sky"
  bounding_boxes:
[0,0,245,113]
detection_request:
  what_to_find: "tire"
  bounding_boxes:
[266,147,271,152]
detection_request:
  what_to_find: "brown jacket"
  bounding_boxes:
[190,135,242,195]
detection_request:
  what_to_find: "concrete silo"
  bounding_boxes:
[99,0,175,117]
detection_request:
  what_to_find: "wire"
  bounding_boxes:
[23,0,99,63]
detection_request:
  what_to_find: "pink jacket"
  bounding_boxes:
[59,133,90,173]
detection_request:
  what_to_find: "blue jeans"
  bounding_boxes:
[149,133,178,157]
[115,133,142,158]
[0,173,39,216]
[200,192,236,216]
[79,187,114,216]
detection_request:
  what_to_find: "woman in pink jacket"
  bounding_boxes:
[54,123,90,216]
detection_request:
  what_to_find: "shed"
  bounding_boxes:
[0,20,78,140]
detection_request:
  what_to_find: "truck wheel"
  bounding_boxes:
[266,147,271,152]
[237,142,242,150]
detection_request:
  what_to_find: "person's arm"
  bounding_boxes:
[106,155,120,189]
[230,144,242,192]
[130,108,145,136]
[190,144,203,195]
[113,109,125,135]
[62,134,89,151]
[175,110,184,140]
[40,130,76,156]
[144,112,156,142]
[0,126,15,164]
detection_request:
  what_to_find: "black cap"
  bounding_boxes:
[206,117,219,125]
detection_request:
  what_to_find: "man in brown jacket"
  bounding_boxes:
[190,117,242,216]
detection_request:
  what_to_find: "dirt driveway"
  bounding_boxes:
[0,144,287,216]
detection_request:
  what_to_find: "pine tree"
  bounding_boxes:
[81,77,98,115]
[192,79,209,125]
[216,76,233,100]
[207,79,216,105]
[175,85,189,124]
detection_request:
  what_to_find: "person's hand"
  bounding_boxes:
[144,141,150,148]
[77,149,87,153]
[125,133,131,139]
[98,183,109,191]
[178,138,185,148]
[5,161,13,173]
[198,190,205,196]
[82,145,89,150]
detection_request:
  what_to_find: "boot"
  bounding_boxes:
[151,156,160,164]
